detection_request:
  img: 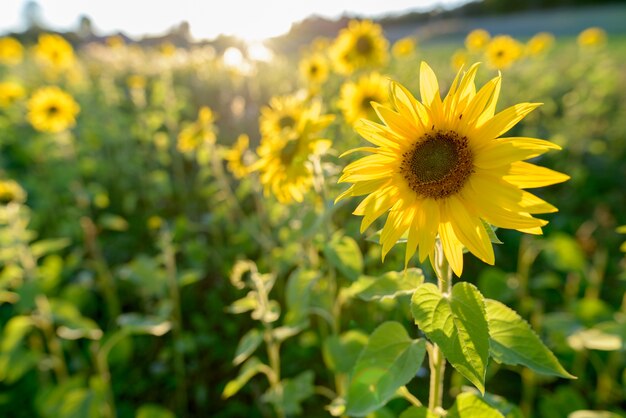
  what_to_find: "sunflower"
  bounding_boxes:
[0,81,26,108]
[451,49,468,71]
[485,35,523,70]
[177,106,217,153]
[336,62,568,276]
[577,27,607,48]
[392,37,417,59]
[27,86,80,133]
[526,32,554,56]
[0,37,23,65]
[465,29,490,52]
[33,34,75,69]
[253,101,334,204]
[299,53,330,88]
[0,179,26,204]
[338,72,390,126]
[259,94,306,140]
[225,134,251,179]
[330,20,389,75]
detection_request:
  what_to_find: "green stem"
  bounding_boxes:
[35,295,69,384]
[429,239,451,412]
[160,229,188,416]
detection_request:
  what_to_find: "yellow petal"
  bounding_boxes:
[447,196,495,265]
[462,75,501,127]
[503,161,570,188]
[438,221,464,277]
[473,137,560,169]
[420,61,440,106]
[372,102,417,140]
[381,204,415,260]
[475,102,542,141]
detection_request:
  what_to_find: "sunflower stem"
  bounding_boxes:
[429,239,451,412]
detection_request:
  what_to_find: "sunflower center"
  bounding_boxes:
[360,96,376,111]
[496,50,505,58]
[279,138,300,165]
[400,130,473,199]
[355,35,373,55]
[309,64,318,74]
[278,115,296,130]
[47,105,59,115]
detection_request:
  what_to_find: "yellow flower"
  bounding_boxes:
[451,49,468,71]
[392,37,417,59]
[33,34,75,69]
[336,62,569,276]
[159,42,177,56]
[577,27,607,48]
[0,81,26,108]
[225,134,251,179]
[299,53,330,88]
[465,29,490,52]
[177,106,217,153]
[485,35,523,70]
[253,101,334,203]
[617,225,626,253]
[0,37,23,65]
[330,20,389,75]
[338,72,390,126]
[259,94,306,140]
[126,74,147,90]
[0,179,26,204]
[27,86,80,133]
[526,32,554,56]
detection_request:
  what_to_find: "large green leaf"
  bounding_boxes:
[322,330,368,373]
[485,299,575,378]
[324,233,363,281]
[447,393,504,418]
[411,282,489,393]
[346,321,426,416]
[222,357,265,399]
[233,328,263,366]
[262,370,315,415]
[354,269,424,301]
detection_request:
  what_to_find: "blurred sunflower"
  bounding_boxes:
[0,36,23,65]
[338,72,390,126]
[0,81,26,108]
[577,27,607,48]
[485,35,523,70]
[224,134,251,179]
[33,34,75,69]
[253,102,334,203]
[0,179,26,204]
[451,49,468,71]
[336,62,568,276]
[465,29,490,52]
[299,53,329,89]
[526,32,555,56]
[159,41,177,56]
[177,106,217,153]
[106,35,125,49]
[392,37,417,59]
[27,86,80,133]
[259,94,306,140]
[330,20,389,75]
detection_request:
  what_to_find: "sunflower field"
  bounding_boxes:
[0,15,626,418]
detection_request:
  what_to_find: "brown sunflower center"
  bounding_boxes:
[47,105,60,116]
[495,50,505,58]
[360,95,376,111]
[400,130,473,199]
[278,115,296,130]
[355,35,373,55]
[309,64,318,74]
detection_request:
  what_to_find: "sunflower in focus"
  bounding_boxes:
[259,94,306,140]
[577,27,607,48]
[526,32,555,56]
[451,49,468,71]
[330,20,389,75]
[33,34,75,69]
[0,37,23,65]
[225,134,251,179]
[485,35,523,70]
[392,37,416,59]
[0,179,27,204]
[336,62,569,276]
[465,29,490,52]
[27,86,80,133]
[338,72,390,126]
[0,81,26,108]
[177,106,217,153]
[253,101,334,204]
[299,53,329,89]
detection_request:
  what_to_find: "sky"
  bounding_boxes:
[0,0,467,42]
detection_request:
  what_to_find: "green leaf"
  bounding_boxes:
[58,388,101,418]
[222,357,265,399]
[285,268,319,325]
[31,238,71,259]
[322,330,368,373]
[481,220,503,244]
[485,299,575,378]
[136,404,176,418]
[262,370,315,415]
[399,406,441,418]
[478,391,525,418]
[356,269,424,301]
[569,411,623,418]
[233,328,263,366]
[98,213,129,231]
[411,282,490,393]
[117,313,171,336]
[447,393,504,418]
[324,233,363,281]
[346,321,426,416]
[0,316,34,352]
